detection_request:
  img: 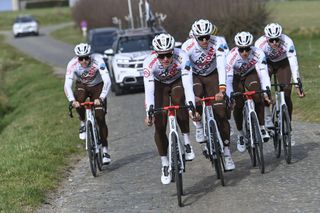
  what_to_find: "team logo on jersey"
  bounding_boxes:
[144,68,150,78]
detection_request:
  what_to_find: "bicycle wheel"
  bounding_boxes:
[272,104,281,158]
[171,133,183,207]
[209,121,225,186]
[251,113,265,174]
[95,127,103,171]
[282,105,292,164]
[87,122,97,177]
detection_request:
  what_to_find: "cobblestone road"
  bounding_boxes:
[37,92,320,213]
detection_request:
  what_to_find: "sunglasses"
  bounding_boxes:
[268,38,280,43]
[197,35,211,41]
[157,52,173,59]
[238,47,251,53]
[78,56,90,62]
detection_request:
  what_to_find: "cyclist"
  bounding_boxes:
[182,19,235,171]
[64,43,112,164]
[255,23,305,129]
[226,32,271,152]
[144,33,200,185]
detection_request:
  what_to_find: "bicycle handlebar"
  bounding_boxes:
[230,87,271,100]
[68,101,105,118]
[148,101,195,118]
[271,78,303,94]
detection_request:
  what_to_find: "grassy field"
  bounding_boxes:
[0,35,82,212]
[51,24,85,45]
[0,7,72,31]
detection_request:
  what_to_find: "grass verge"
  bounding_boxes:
[50,24,85,45]
[0,35,82,213]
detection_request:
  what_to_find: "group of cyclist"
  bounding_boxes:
[64,18,304,185]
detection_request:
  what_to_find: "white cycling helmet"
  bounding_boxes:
[264,23,282,38]
[192,19,215,36]
[234,32,253,47]
[74,43,91,57]
[152,33,175,52]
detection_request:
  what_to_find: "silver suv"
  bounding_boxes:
[104,27,165,95]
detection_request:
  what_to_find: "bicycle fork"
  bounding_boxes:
[168,115,185,174]
[85,109,101,154]
[245,100,261,148]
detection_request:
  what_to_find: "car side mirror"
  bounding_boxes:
[175,41,182,48]
[104,49,114,56]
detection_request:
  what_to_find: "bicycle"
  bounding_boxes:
[148,101,195,207]
[69,101,103,177]
[270,76,303,164]
[231,89,270,174]
[199,96,225,186]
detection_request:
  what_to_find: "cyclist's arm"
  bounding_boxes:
[181,55,195,106]
[64,61,76,102]
[98,66,111,100]
[255,50,271,91]
[286,37,300,84]
[216,41,227,91]
[143,60,155,113]
[225,52,234,97]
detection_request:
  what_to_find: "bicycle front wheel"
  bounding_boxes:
[282,105,292,164]
[87,123,97,177]
[209,121,225,186]
[251,113,265,174]
[272,104,281,158]
[171,133,183,207]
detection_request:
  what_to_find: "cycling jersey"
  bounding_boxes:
[64,53,111,102]
[226,46,271,97]
[143,48,195,111]
[255,34,300,83]
[181,35,228,86]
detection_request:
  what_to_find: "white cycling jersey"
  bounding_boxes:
[64,53,111,102]
[181,35,229,86]
[143,48,195,111]
[255,34,300,83]
[226,46,271,97]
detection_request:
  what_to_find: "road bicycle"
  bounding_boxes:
[148,101,195,207]
[199,96,225,186]
[270,76,303,164]
[69,102,103,177]
[231,89,270,174]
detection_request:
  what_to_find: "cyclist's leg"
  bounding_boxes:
[90,83,108,147]
[154,81,170,156]
[154,81,171,184]
[75,82,88,140]
[202,71,231,145]
[192,75,206,143]
[244,71,269,142]
[275,59,293,119]
[171,79,195,161]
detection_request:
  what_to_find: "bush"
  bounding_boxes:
[72,0,269,45]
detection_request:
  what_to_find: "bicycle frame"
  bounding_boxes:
[201,97,224,157]
[165,106,185,174]
[82,102,101,154]
[242,92,262,148]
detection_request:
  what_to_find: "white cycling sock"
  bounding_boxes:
[237,129,244,137]
[182,133,190,145]
[103,146,108,153]
[161,156,169,166]
[195,121,203,128]
[80,121,85,127]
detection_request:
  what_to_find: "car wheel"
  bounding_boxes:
[113,83,123,96]
[34,32,39,36]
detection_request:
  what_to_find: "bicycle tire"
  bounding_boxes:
[96,127,103,171]
[272,104,281,158]
[251,113,265,174]
[171,133,183,207]
[87,122,97,177]
[282,105,292,164]
[209,120,225,186]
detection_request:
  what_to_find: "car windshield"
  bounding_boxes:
[92,32,116,47]
[15,17,35,23]
[117,35,153,53]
